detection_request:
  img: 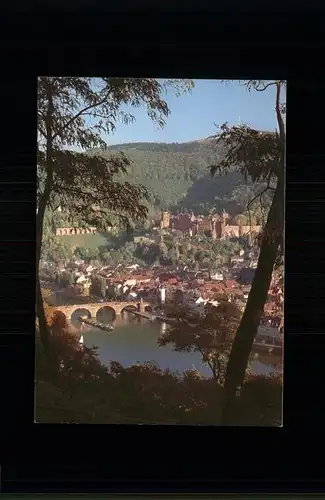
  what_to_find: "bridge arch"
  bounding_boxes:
[71,308,91,328]
[144,305,153,313]
[96,306,116,323]
[120,304,137,318]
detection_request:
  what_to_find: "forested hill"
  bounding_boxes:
[91,139,261,215]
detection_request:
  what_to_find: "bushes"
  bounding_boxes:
[239,373,283,426]
[36,299,282,425]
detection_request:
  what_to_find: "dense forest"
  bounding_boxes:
[89,139,271,217]
[42,138,272,264]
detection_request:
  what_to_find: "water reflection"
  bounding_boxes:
[75,315,281,377]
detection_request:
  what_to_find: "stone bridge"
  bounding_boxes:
[54,300,152,322]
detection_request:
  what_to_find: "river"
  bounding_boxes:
[73,315,282,377]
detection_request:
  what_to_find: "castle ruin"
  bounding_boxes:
[158,210,261,240]
[56,227,97,236]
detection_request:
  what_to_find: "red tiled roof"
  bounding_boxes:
[132,275,150,281]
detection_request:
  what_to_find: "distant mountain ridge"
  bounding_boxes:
[91,138,259,216]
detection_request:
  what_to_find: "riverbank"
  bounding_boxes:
[35,333,282,426]
[36,300,283,426]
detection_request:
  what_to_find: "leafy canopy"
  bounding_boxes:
[158,301,242,383]
[209,80,286,253]
[210,80,286,185]
[37,77,194,230]
[210,123,281,184]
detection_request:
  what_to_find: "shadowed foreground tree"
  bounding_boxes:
[36,298,282,425]
[210,80,285,424]
[158,301,242,384]
[37,77,194,361]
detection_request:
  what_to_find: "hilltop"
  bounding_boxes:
[90,139,261,216]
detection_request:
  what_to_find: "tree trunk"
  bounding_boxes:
[220,80,285,426]
[36,198,52,362]
[36,80,56,366]
[220,177,283,425]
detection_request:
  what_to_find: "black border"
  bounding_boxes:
[1,6,325,493]
[3,0,325,14]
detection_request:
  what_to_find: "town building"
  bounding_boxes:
[156,210,261,240]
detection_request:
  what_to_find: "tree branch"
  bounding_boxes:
[246,187,268,212]
[255,81,277,91]
[49,201,62,212]
[206,357,218,381]
[246,181,274,228]
[52,89,113,141]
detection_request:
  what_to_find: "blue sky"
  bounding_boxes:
[104,79,285,145]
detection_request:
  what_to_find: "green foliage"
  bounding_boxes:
[158,301,242,384]
[127,233,243,268]
[63,233,113,250]
[75,246,100,261]
[210,123,282,183]
[38,77,193,234]
[43,225,245,269]
[35,321,282,425]
[233,214,248,226]
[42,204,247,267]
[41,208,114,263]
[41,210,74,262]
[210,81,285,424]
[209,82,285,248]
[91,140,265,218]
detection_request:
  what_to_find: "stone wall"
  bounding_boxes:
[239,225,261,236]
[56,227,97,236]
